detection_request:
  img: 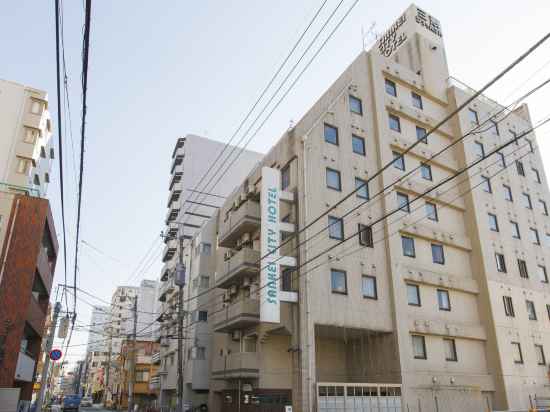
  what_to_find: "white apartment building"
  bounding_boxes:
[157,135,263,409]
[86,305,110,353]
[193,5,550,412]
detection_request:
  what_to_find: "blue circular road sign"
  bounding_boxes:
[49,349,62,361]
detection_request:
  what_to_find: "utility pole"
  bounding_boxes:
[127,296,138,412]
[103,326,112,406]
[37,301,61,412]
[175,236,186,412]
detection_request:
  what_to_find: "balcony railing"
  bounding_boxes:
[216,248,260,289]
[211,352,259,380]
[218,199,260,248]
[0,181,41,198]
[213,299,260,333]
[152,352,161,365]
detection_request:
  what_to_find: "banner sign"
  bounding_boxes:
[260,167,280,323]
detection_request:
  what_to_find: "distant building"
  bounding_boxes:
[157,134,263,408]
[86,306,110,353]
[0,79,58,410]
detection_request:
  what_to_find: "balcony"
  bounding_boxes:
[218,199,260,248]
[165,203,180,225]
[15,351,36,382]
[170,154,184,174]
[169,173,183,191]
[162,239,178,263]
[213,299,259,333]
[152,352,161,365]
[216,248,260,289]
[167,189,182,208]
[211,352,259,380]
[171,137,185,158]
[27,296,47,335]
[149,374,160,391]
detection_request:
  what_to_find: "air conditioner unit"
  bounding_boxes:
[242,276,250,287]
[229,284,238,295]
[231,330,241,341]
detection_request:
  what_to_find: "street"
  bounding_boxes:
[49,405,108,412]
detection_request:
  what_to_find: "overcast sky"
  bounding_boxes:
[3,0,550,364]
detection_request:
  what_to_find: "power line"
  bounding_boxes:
[181,0,357,231]
[54,0,69,314]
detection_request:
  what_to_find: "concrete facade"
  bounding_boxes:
[157,135,263,409]
[177,5,549,412]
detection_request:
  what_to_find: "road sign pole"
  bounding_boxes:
[37,302,61,411]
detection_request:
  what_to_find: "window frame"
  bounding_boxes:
[425,202,438,222]
[523,192,532,209]
[416,126,428,144]
[349,95,363,115]
[518,259,529,279]
[538,265,548,283]
[510,221,521,239]
[330,269,348,295]
[516,160,525,177]
[539,199,548,216]
[385,78,397,97]
[437,289,451,311]
[411,91,423,110]
[468,108,479,124]
[281,164,290,190]
[355,177,369,199]
[358,224,373,248]
[397,192,411,213]
[325,167,342,191]
[361,275,378,300]
[495,253,507,273]
[443,338,458,362]
[474,141,485,158]
[488,213,499,232]
[352,134,366,156]
[431,243,445,265]
[407,283,421,306]
[512,342,523,364]
[533,168,541,183]
[481,176,492,193]
[526,300,537,320]
[530,227,540,245]
[420,163,432,181]
[389,114,401,133]
[392,151,405,171]
[412,335,427,359]
[323,123,339,146]
[535,344,546,366]
[402,236,416,258]
[503,184,513,202]
[503,296,515,317]
[328,216,344,240]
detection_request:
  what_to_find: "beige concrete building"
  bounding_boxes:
[185,4,550,412]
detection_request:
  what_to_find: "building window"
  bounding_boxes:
[326,168,341,191]
[30,100,42,114]
[397,192,410,213]
[389,114,401,132]
[481,176,492,193]
[522,192,532,209]
[518,259,529,279]
[503,296,515,317]
[407,284,421,306]
[538,265,548,283]
[516,160,525,176]
[324,123,339,145]
[474,141,485,159]
[24,128,38,144]
[416,126,428,144]
[535,345,546,365]
[437,289,451,311]
[349,95,363,115]
[385,78,397,97]
[16,158,31,174]
[444,338,458,362]
[425,202,438,221]
[282,268,293,292]
[412,335,427,359]
[50,148,55,159]
[497,152,506,168]
[44,173,50,183]
[539,199,548,216]
[135,371,150,382]
[328,216,344,240]
[331,269,347,294]
[355,178,369,199]
[533,168,541,183]
[511,221,521,239]
[512,342,523,364]
[281,164,290,190]
[352,134,366,155]
[411,92,423,110]
[402,236,415,257]
[40,146,46,158]
[420,163,432,181]
[503,185,513,201]
[392,151,405,170]
[488,213,499,232]
[490,120,500,136]
[431,244,445,265]
[495,253,507,273]
[358,224,373,247]
[468,108,479,124]
[530,227,540,245]
[362,276,377,299]
[526,300,537,320]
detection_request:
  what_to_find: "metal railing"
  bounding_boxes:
[0,181,41,197]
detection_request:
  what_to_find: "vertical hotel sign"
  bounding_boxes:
[260,167,280,323]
